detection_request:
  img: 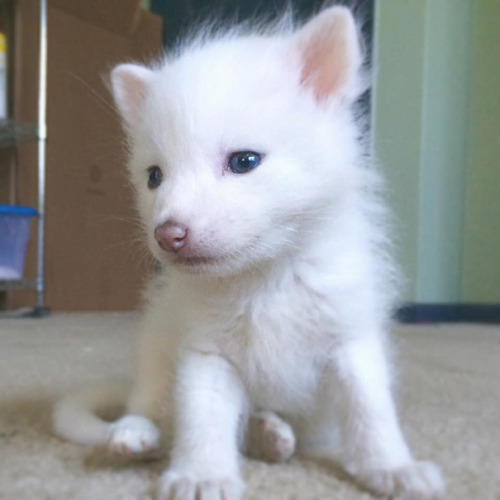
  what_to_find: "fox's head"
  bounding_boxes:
[110,7,365,276]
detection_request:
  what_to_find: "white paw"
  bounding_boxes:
[358,461,445,499]
[246,411,296,463]
[158,471,243,500]
[108,415,161,456]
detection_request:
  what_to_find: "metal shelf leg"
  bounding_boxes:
[35,0,49,317]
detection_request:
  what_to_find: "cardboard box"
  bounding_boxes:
[4,0,162,311]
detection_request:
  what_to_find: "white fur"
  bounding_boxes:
[54,7,444,500]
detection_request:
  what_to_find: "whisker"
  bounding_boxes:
[66,71,121,122]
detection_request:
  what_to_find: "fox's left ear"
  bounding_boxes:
[294,6,363,103]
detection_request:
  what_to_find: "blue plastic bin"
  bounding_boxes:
[0,204,38,280]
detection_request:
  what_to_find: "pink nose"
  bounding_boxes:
[154,221,188,252]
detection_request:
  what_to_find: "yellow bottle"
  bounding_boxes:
[0,32,7,120]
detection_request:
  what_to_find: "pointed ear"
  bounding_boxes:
[109,63,154,125]
[294,6,363,103]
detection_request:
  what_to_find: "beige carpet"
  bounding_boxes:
[0,313,499,500]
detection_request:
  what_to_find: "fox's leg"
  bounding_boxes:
[158,351,247,500]
[306,334,445,499]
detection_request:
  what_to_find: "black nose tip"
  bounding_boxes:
[154,221,188,252]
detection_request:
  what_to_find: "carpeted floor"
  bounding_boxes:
[0,313,499,500]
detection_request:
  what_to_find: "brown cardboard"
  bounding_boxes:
[5,1,162,311]
[47,0,141,36]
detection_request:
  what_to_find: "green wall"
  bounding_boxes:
[417,0,471,302]
[373,0,500,304]
[462,0,500,303]
[372,0,426,301]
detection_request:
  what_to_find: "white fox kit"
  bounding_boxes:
[54,7,445,500]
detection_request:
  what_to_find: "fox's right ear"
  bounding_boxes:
[110,63,154,125]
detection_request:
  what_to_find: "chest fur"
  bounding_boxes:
[183,272,339,414]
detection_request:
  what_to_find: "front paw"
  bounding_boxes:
[358,461,445,499]
[158,470,244,500]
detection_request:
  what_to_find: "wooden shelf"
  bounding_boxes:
[0,279,37,292]
[0,119,38,148]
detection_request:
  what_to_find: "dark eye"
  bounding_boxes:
[147,166,162,189]
[228,151,262,174]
